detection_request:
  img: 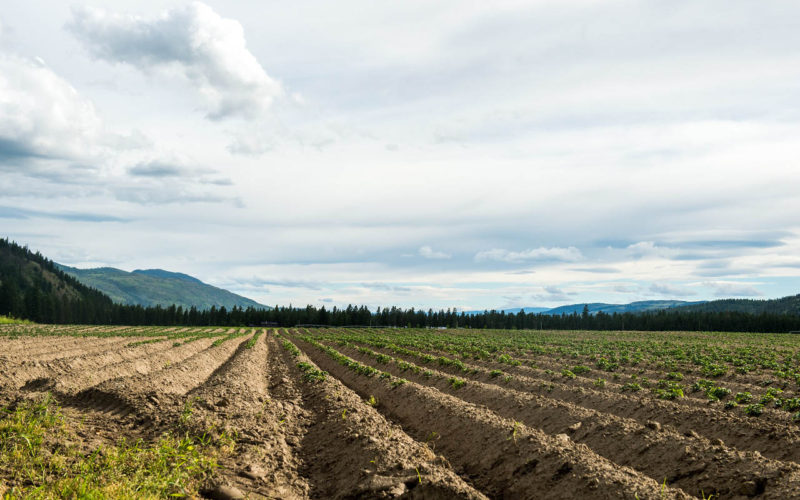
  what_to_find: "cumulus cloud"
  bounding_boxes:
[530,285,576,303]
[704,281,762,298]
[0,54,102,164]
[127,161,184,177]
[475,246,582,263]
[419,245,451,260]
[649,283,696,297]
[68,2,282,120]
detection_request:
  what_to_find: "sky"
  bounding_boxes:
[2,1,800,311]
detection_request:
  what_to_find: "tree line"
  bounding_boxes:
[2,238,800,332]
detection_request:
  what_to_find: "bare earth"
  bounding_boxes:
[1,325,798,499]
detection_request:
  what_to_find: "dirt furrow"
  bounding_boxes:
[275,336,487,500]
[2,336,131,362]
[48,337,218,397]
[295,337,693,500]
[3,337,152,366]
[0,334,85,355]
[0,338,178,392]
[0,335,113,358]
[68,336,243,421]
[182,332,311,499]
[336,342,800,499]
[356,341,800,464]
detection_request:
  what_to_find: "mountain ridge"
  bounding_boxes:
[57,264,267,311]
[466,300,706,315]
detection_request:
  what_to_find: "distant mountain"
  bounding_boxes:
[466,300,704,316]
[58,265,268,311]
[545,300,706,315]
[671,295,800,315]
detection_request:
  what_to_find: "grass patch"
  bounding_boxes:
[0,394,229,498]
[0,316,33,325]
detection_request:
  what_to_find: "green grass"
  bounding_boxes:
[0,316,33,325]
[0,394,231,499]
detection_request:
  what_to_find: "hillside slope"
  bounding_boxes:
[672,295,800,315]
[0,238,116,323]
[545,300,706,315]
[57,265,267,311]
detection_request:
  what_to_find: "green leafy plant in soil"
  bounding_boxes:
[244,329,264,349]
[297,362,327,383]
[0,394,230,499]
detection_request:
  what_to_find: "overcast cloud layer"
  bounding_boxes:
[2,1,800,310]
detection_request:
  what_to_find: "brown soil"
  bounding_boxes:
[6,329,800,499]
[294,337,692,500]
[334,342,800,499]
[355,341,800,464]
[276,336,488,499]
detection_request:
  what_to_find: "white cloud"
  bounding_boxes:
[419,245,451,260]
[68,2,282,121]
[475,246,582,263]
[0,54,102,163]
[704,281,762,298]
[649,283,696,297]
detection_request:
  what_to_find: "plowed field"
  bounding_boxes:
[2,325,799,499]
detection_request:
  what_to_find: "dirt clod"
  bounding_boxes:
[204,484,245,500]
[645,420,661,431]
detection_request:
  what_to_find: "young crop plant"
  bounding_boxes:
[448,377,467,389]
[691,379,715,393]
[781,397,800,412]
[735,392,753,404]
[701,364,728,378]
[366,395,378,407]
[653,380,684,400]
[490,369,503,378]
[665,372,684,381]
[297,362,327,383]
[595,357,619,372]
[561,369,576,379]
[760,387,783,405]
[744,403,764,417]
[594,378,607,388]
[508,420,521,444]
[571,365,591,375]
[706,386,732,402]
[180,397,197,425]
[497,354,521,366]
[621,382,642,392]
[282,340,301,357]
[244,329,264,349]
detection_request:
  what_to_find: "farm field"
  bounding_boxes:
[2,326,800,498]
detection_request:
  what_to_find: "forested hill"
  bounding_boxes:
[57,265,267,311]
[672,295,800,315]
[0,238,116,323]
